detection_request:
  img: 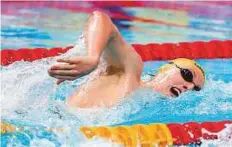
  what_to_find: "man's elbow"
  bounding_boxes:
[93,11,110,19]
[92,11,116,36]
[92,11,112,25]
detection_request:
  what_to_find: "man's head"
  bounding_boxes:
[146,58,205,97]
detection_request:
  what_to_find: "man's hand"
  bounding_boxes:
[48,56,99,85]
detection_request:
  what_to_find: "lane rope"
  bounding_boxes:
[1,120,231,146]
[1,40,232,66]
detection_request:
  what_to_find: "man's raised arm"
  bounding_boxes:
[48,11,119,84]
[85,11,116,61]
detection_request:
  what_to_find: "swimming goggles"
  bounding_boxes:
[147,62,201,91]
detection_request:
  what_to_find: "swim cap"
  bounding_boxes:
[171,58,205,79]
[157,58,205,80]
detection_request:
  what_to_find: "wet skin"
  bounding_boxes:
[48,11,205,108]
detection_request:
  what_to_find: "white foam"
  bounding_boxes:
[1,38,232,146]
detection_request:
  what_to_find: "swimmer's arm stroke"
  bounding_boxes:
[48,11,143,85]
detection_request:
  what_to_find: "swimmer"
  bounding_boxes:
[48,11,205,108]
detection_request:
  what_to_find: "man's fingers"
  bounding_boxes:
[57,57,81,64]
[49,70,79,76]
[56,79,66,85]
[50,64,75,70]
[56,58,70,63]
[53,75,77,80]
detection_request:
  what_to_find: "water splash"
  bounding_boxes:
[1,48,232,146]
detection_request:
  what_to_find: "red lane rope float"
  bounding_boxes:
[79,120,232,146]
[1,40,232,66]
[167,120,232,145]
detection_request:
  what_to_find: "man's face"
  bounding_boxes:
[150,62,205,97]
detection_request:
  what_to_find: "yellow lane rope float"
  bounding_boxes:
[1,121,231,146]
[1,121,173,147]
[80,123,173,147]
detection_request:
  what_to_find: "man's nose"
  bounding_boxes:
[186,83,195,90]
[182,83,195,92]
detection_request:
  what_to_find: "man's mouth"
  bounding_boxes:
[170,87,181,97]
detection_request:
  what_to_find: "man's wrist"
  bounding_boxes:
[88,55,100,65]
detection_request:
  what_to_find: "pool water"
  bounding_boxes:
[1,1,232,147]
